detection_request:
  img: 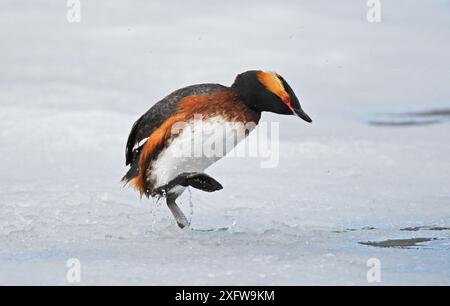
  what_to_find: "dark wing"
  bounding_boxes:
[125,83,228,166]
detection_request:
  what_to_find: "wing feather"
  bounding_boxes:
[124,84,228,167]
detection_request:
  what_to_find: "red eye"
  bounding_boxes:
[282,96,294,112]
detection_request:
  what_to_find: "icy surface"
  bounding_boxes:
[0,0,449,285]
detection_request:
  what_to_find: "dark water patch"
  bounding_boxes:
[190,227,231,233]
[361,226,377,231]
[368,120,440,127]
[368,108,450,127]
[400,226,450,232]
[333,226,376,233]
[403,109,450,118]
[359,238,437,249]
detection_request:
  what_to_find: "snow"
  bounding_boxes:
[0,0,449,285]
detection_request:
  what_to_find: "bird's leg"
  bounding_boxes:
[166,194,190,229]
[181,172,223,192]
[154,172,223,195]
[157,173,222,229]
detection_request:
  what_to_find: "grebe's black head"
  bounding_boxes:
[231,70,312,123]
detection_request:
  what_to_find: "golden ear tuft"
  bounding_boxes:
[257,71,290,101]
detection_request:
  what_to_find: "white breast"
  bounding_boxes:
[150,116,255,193]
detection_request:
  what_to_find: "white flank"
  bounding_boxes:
[150,116,255,193]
